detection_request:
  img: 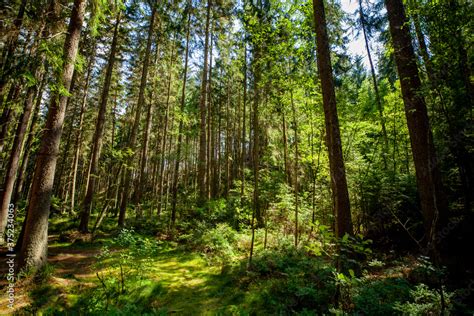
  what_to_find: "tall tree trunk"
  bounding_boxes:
[216,93,222,195]
[290,90,299,246]
[0,0,27,96]
[385,0,447,245]
[157,43,175,216]
[240,47,247,204]
[118,4,156,227]
[135,95,153,217]
[282,109,291,186]
[249,44,263,265]
[171,8,191,231]
[207,28,214,199]
[80,12,121,232]
[135,74,157,218]
[18,0,86,271]
[313,0,353,238]
[198,0,211,205]
[413,12,473,213]
[0,85,21,154]
[358,0,389,169]
[210,66,218,198]
[13,78,45,205]
[135,38,160,217]
[54,69,78,197]
[0,66,44,240]
[163,114,176,216]
[70,42,96,214]
[225,81,231,197]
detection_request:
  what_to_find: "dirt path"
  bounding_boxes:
[0,240,243,314]
[0,240,101,314]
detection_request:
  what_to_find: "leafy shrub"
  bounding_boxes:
[353,278,412,315]
[193,199,231,224]
[357,172,423,250]
[260,268,335,314]
[394,284,453,315]
[244,247,337,314]
[177,220,208,247]
[306,225,373,277]
[199,223,238,265]
[130,218,161,236]
[92,229,159,311]
[407,256,445,288]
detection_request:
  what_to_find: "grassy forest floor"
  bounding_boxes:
[0,215,472,315]
[1,239,245,314]
[0,217,246,314]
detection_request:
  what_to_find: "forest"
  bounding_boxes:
[0,0,473,314]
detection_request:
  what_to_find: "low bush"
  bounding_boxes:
[197,223,239,265]
[352,278,412,315]
[90,229,160,312]
[240,247,337,314]
[394,284,453,315]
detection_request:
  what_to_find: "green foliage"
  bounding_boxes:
[200,223,238,264]
[306,220,335,256]
[21,72,37,87]
[353,278,412,315]
[339,234,373,273]
[89,0,124,37]
[406,256,448,289]
[355,170,422,249]
[306,226,373,274]
[394,284,453,316]
[5,0,472,313]
[203,198,229,222]
[243,247,337,314]
[36,263,56,283]
[182,222,240,265]
[39,40,64,75]
[92,229,159,311]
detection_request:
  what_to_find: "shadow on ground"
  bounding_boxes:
[6,242,247,315]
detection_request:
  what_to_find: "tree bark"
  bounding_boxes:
[13,78,45,205]
[118,4,156,227]
[70,42,96,214]
[135,37,161,218]
[385,0,447,244]
[0,66,44,240]
[313,0,353,238]
[157,43,175,216]
[54,69,78,198]
[290,90,299,246]
[80,12,121,232]
[198,0,211,205]
[0,0,28,96]
[171,8,191,230]
[282,110,291,186]
[208,28,215,199]
[413,11,473,214]
[18,0,86,271]
[249,42,263,265]
[224,81,231,197]
[240,47,247,204]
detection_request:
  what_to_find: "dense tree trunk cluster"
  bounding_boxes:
[0,0,471,284]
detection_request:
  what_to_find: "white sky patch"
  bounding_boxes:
[340,0,379,68]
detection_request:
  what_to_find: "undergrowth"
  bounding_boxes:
[13,223,466,315]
